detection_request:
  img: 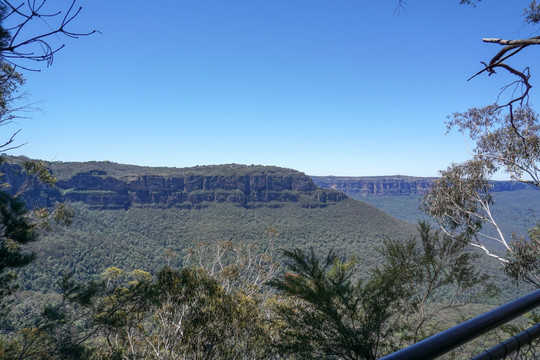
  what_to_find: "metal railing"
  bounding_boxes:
[379,289,540,360]
[472,323,540,359]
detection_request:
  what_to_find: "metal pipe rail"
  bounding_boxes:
[379,289,540,360]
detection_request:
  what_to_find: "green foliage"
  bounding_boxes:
[22,160,57,187]
[424,0,540,293]
[0,274,104,360]
[92,266,273,359]
[0,5,25,153]
[270,248,399,360]
[424,104,540,288]
[524,0,540,24]
[15,199,416,292]
[506,224,540,284]
[270,224,496,359]
[375,222,496,348]
[0,63,24,116]
[0,191,37,299]
[0,237,508,360]
[447,106,540,185]
[0,4,10,49]
[423,159,494,240]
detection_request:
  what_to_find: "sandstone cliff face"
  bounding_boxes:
[3,160,529,209]
[312,177,433,196]
[2,162,344,210]
[311,176,529,196]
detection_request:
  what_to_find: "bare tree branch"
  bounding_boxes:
[483,37,540,46]
[0,0,98,70]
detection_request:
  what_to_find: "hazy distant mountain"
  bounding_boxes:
[311,175,530,197]
[312,175,539,240]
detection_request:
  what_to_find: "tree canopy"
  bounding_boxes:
[421,0,540,288]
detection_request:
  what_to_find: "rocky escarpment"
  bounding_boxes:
[1,161,347,209]
[311,176,530,197]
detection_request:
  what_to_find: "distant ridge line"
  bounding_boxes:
[311,175,530,197]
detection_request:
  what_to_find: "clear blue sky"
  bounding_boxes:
[8,0,539,176]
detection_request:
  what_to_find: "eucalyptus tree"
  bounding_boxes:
[417,1,540,287]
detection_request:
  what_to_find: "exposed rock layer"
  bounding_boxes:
[1,162,346,210]
[311,176,529,197]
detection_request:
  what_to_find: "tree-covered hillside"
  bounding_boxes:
[17,197,417,292]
